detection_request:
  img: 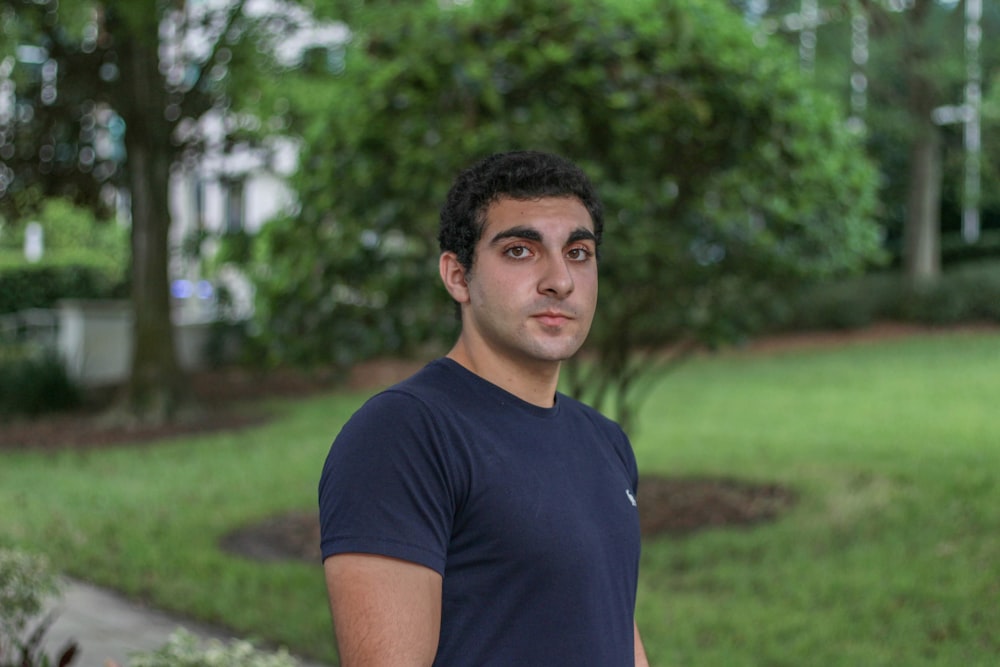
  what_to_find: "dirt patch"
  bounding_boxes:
[220,476,797,564]
[637,476,795,536]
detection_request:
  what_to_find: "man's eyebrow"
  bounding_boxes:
[489,226,597,245]
[490,226,542,244]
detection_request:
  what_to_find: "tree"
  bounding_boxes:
[249,0,883,432]
[0,0,317,424]
[739,0,1000,284]
[0,1,118,220]
[859,0,960,285]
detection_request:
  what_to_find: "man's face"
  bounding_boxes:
[458,196,599,369]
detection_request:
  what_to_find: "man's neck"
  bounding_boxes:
[446,340,561,408]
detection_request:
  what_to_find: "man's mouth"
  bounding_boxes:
[533,311,572,327]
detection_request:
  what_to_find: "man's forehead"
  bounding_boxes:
[481,196,594,234]
[486,194,587,210]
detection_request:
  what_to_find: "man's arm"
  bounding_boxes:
[324,553,443,667]
[635,620,651,667]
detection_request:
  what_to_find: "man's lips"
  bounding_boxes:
[533,311,573,327]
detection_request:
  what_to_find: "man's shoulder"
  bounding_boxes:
[354,358,461,417]
[376,358,453,395]
[330,360,462,456]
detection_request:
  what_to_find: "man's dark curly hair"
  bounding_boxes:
[438,150,604,271]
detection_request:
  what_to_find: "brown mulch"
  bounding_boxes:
[3,323,995,561]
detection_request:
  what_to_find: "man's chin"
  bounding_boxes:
[527,340,586,364]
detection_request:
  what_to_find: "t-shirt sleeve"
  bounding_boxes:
[318,390,456,574]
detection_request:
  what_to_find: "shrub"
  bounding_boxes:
[0,260,127,315]
[892,261,1000,324]
[0,197,128,314]
[772,260,1000,333]
[785,272,900,331]
[0,350,80,417]
[0,548,78,667]
[127,630,299,667]
[0,198,126,263]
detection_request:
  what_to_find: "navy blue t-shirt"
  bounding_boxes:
[319,358,641,666]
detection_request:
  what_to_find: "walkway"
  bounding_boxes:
[43,580,332,667]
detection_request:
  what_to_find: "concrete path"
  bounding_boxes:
[43,580,332,667]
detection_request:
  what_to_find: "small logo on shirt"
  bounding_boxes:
[625,489,637,507]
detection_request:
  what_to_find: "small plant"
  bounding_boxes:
[0,548,77,667]
[127,629,300,667]
[0,351,80,417]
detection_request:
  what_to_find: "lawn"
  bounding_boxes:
[1,329,998,666]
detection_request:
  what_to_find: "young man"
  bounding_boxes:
[319,151,649,666]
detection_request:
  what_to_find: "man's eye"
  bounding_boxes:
[505,245,531,259]
[567,247,593,261]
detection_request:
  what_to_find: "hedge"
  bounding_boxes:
[0,254,126,315]
[772,259,1000,333]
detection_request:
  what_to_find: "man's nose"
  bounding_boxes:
[538,256,574,297]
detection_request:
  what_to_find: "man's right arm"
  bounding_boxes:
[324,552,443,667]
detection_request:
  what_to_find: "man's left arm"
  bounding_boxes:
[634,620,650,667]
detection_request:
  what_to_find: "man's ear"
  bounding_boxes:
[439,252,470,304]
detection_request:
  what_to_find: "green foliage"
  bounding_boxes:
[0,261,126,314]
[775,259,1000,332]
[246,212,453,367]
[0,198,127,313]
[0,350,81,417]
[2,0,315,424]
[0,548,78,667]
[252,0,882,428]
[746,0,1000,269]
[941,229,1000,264]
[128,630,299,667]
[0,549,58,652]
[0,198,126,261]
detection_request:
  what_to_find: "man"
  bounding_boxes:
[319,150,649,666]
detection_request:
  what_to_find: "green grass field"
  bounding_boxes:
[1,329,998,665]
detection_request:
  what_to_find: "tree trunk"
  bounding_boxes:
[112,20,190,425]
[901,0,942,288]
[903,123,942,287]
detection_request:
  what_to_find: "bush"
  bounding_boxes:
[0,198,126,262]
[0,548,78,667]
[128,630,299,667]
[0,350,80,417]
[773,260,1000,333]
[0,197,128,314]
[0,259,127,315]
[942,229,1000,265]
[784,272,900,331]
[892,261,1000,324]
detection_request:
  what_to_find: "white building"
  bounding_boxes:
[168,122,300,324]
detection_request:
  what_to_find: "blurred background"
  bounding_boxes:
[0,0,997,426]
[1,1,998,666]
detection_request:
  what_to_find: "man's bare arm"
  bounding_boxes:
[635,620,651,667]
[324,553,442,667]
